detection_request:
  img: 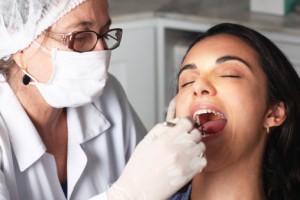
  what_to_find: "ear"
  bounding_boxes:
[263,102,286,129]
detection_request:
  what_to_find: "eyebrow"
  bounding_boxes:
[216,55,251,68]
[66,18,112,30]
[177,55,251,78]
[177,63,197,78]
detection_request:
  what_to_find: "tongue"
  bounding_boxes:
[201,119,227,134]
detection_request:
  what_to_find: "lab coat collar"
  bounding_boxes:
[66,99,111,198]
[67,102,111,144]
[0,75,46,172]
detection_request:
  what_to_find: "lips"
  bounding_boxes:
[192,108,227,136]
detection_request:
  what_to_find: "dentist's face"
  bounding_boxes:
[18,0,110,83]
[176,34,269,172]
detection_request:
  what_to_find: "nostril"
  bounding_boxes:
[193,88,210,96]
[193,79,216,96]
[201,90,210,95]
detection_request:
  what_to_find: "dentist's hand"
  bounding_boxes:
[107,117,206,200]
[166,97,176,121]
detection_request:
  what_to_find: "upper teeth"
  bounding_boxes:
[193,109,225,125]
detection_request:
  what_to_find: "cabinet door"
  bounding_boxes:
[110,22,156,130]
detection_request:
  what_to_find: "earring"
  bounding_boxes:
[266,126,269,134]
[20,66,31,85]
[22,74,31,85]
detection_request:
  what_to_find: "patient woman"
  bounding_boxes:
[168,23,300,200]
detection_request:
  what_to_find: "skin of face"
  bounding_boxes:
[176,34,270,172]
[13,0,110,83]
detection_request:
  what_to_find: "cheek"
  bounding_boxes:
[175,93,192,117]
[26,50,53,83]
[224,84,268,132]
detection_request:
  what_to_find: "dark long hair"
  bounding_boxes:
[180,23,300,200]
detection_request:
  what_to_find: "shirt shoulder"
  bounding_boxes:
[168,184,192,200]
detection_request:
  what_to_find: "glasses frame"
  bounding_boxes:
[44,28,123,52]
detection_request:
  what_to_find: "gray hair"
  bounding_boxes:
[0,56,14,76]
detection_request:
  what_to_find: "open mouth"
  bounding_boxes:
[193,109,227,137]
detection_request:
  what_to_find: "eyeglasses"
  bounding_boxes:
[44,28,123,52]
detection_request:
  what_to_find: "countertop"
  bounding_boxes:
[110,0,300,36]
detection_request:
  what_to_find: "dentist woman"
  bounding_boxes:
[0,0,206,199]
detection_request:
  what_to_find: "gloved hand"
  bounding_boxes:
[166,97,176,121]
[107,117,206,200]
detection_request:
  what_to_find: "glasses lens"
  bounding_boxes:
[73,31,98,52]
[103,29,122,50]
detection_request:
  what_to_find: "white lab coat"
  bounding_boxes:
[0,74,147,200]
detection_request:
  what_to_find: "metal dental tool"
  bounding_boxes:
[201,126,206,136]
[166,120,206,137]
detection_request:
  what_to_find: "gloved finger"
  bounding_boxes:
[170,117,194,135]
[173,131,195,144]
[164,118,180,127]
[187,128,202,143]
[185,142,206,157]
[144,123,168,141]
[169,172,194,187]
[144,118,184,141]
[167,155,207,187]
[144,117,197,143]
[166,97,176,121]
[172,130,202,145]
[189,156,207,172]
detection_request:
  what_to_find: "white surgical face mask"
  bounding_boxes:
[23,43,111,108]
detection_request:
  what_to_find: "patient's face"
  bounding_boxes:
[176,34,269,171]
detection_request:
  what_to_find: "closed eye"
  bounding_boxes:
[181,81,195,88]
[220,75,240,78]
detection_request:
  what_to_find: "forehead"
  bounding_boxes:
[51,0,110,31]
[182,34,259,67]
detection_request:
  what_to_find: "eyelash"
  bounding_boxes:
[220,75,240,78]
[181,81,195,88]
[180,74,240,88]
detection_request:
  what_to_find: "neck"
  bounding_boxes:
[191,158,266,200]
[7,65,68,140]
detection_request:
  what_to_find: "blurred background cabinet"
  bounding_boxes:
[110,19,157,130]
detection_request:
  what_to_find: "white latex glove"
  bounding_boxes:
[107,117,206,200]
[166,97,176,121]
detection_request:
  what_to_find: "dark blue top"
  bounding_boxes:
[168,184,192,200]
[61,181,67,198]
